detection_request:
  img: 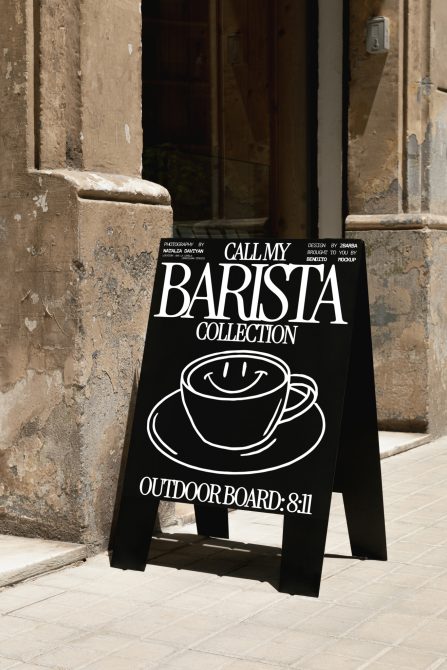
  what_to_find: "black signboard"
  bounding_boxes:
[111,238,387,597]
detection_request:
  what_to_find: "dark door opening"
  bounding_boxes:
[142,0,318,239]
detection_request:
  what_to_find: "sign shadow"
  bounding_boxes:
[145,530,360,593]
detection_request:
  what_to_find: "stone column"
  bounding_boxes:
[0,0,173,549]
[346,0,447,436]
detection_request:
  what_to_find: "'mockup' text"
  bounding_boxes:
[155,247,347,344]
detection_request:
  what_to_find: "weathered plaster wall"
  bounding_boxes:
[348,230,430,432]
[38,1,82,169]
[429,92,447,213]
[0,0,173,548]
[427,230,447,436]
[76,200,172,546]
[0,178,172,546]
[348,224,447,436]
[427,1,447,215]
[347,0,447,436]
[349,0,403,214]
[0,175,81,540]
[80,0,142,175]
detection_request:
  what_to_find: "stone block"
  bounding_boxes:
[0,172,172,548]
[348,227,447,436]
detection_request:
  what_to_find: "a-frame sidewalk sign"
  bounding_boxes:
[110,238,387,597]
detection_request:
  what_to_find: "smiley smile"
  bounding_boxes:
[203,370,268,395]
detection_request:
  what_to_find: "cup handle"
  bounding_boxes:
[279,374,318,424]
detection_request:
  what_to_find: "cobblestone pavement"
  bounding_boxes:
[1,438,447,669]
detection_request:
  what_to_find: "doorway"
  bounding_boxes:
[142,0,344,239]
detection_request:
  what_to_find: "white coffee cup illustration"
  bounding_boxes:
[180,350,318,451]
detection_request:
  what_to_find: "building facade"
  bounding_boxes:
[1,0,446,549]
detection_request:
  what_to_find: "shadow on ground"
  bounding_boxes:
[145,531,358,592]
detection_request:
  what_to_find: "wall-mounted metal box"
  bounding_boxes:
[366,16,390,54]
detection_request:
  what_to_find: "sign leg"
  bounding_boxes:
[336,392,387,561]
[110,497,159,571]
[335,258,387,561]
[194,505,229,538]
[342,485,387,560]
[280,515,327,597]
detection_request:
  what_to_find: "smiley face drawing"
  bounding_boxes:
[147,350,326,475]
[187,354,284,398]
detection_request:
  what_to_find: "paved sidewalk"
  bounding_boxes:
[1,438,447,669]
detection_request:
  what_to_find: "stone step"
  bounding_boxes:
[0,535,86,588]
[379,431,430,458]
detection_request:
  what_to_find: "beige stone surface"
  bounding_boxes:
[427,88,447,215]
[38,1,82,169]
[0,175,172,550]
[427,230,447,434]
[0,439,446,668]
[80,0,143,176]
[346,228,447,435]
[37,0,143,176]
[345,0,447,434]
[431,0,447,90]
[348,1,403,215]
[0,535,85,588]
[348,230,430,431]
[378,431,430,457]
[0,0,173,548]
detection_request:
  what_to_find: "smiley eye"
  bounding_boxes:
[222,360,248,378]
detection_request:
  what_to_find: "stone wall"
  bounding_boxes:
[347,0,447,436]
[0,0,173,549]
[348,229,430,432]
[3,0,447,552]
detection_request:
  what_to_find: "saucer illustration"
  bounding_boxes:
[146,350,326,475]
